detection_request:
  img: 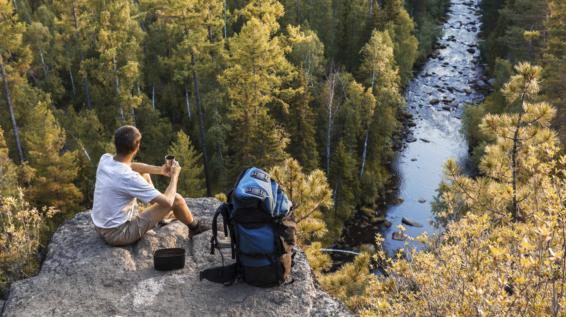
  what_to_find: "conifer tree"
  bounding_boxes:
[22,102,82,213]
[379,0,418,86]
[286,25,325,85]
[154,0,224,196]
[0,0,30,163]
[358,29,401,206]
[84,0,145,127]
[270,158,333,244]
[0,126,18,196]
[219,0,295,174]
[328,141,357,237]
[52,0,94,108]
[542,0,566,145]
[135,105,174,166]
[286,69,319,172]
[167,131,206,198]
[56,108,111,204]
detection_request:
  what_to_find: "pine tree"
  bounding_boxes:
[22,102,82,213]
[333,0,369,70]
[51,0,95,108]
[56,108,111,204]
[168,131,206,198]
[83,0,145,128]
[0,126,18,196]
[379,0,418,86]
[153,0,225,196]
[218,0,295,174]
[358,29,401,206]
[328,141,357,237]
[269,158,333,244]
[135,105,174,166]
[286,69,319,172]
[0,0,30,163]
[542,0,566,145]
[286,25,325,85]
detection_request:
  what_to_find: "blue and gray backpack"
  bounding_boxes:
[201,167,296,287]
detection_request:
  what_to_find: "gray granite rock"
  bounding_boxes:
[3,198,351,317]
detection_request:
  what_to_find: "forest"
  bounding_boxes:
[1,0,565,315]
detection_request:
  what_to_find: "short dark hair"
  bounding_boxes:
[114,125,141,155]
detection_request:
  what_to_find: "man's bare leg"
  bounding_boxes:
[137,173,197,228]
[141,193,194,226]
[138,173,173,220]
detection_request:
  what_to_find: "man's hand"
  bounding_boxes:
[170,160,182,178]
[160,163,171,177]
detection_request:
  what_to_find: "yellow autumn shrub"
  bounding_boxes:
[0,189,59,296]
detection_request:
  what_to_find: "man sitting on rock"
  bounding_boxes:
[91,125,209,246]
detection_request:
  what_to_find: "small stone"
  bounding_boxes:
[407,137,417,143]
[420,138,431,143]
[429,98,440,105]
[402,217,423,228]
[383,220,392,228]
[467,48,476,54]
[411,158,417,161]
[418,198,427,203]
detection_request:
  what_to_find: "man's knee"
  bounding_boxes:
[174,193,185,207]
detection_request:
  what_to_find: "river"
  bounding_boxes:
[381,0,487,255]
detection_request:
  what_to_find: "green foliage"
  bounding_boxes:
[22,102,82,213]
[167,131,206,198]
[270,158,333,244]
[379,0,418,86]
[219,0,294,175]
[0,126,18,196]
[481,0,548,70]
[406,0,450,64]
[285,69,319,172]
[542,0,566,145]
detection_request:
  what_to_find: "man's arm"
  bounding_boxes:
[131,162,169,176]
[149,161,180,209]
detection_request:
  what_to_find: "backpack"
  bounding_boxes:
[201,167,296,287]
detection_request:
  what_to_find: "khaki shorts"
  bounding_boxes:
[95,211,158,246]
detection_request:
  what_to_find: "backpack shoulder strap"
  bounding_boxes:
[210,203,229,255]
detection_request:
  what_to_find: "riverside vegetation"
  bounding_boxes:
[1,0,565,316]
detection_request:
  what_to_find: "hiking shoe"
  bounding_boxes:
[188,219,211,238]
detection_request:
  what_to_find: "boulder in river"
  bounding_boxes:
[392,231,407,241]
[407,136,417,143]
[429,98,440,105]
[2,198,351,317]
[418,198,427,203]
[401,217,423,228]
[383,220,392,228]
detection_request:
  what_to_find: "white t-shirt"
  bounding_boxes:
[91,153,161,228]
